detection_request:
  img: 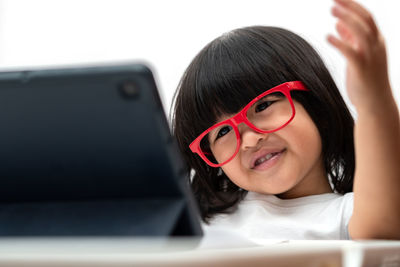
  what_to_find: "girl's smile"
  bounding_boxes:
[251,148,286,170]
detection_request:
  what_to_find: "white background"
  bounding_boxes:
[0,0,398,118]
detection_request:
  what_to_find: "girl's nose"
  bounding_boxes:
[239,124,269,150]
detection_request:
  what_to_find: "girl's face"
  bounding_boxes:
[219,101,332,198]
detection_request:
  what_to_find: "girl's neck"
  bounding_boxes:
[276,181,333,199]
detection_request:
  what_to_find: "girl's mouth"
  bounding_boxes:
[252,148,286,170]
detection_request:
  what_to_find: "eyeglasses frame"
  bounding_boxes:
[189,81,308,167]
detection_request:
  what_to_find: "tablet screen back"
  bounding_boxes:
[0,64,202,237]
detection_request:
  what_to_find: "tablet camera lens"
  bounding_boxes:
[120,81,139,98]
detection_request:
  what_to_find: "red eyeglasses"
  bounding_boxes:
[189,81,308,167]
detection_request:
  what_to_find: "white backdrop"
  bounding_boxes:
[0,0,398,118]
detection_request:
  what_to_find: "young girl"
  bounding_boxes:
[172,0,400,240]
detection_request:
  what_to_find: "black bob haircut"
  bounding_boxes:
[171,26,355,222]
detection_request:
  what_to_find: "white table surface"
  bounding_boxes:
[0,238,399,267]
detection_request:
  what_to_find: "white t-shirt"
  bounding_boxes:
[202,192,354,245]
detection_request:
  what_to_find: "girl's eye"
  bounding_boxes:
[255,100,274,113]
[216,126,232,140]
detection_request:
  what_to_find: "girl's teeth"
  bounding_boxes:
[256,153,274,165]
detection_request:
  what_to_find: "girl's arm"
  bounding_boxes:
[328,0,400,239]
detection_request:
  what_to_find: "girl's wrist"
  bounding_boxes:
[355,92,398,119]
[352,82,393,113]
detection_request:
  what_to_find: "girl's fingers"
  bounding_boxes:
[334,0,379,37]
[327,34,358,64]
[336,20,355,46]
[331,3,371,50]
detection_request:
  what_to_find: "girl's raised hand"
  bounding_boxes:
[329,0,400,240]
[327,0,392,112]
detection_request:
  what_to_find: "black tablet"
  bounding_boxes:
[0,63,202,237]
